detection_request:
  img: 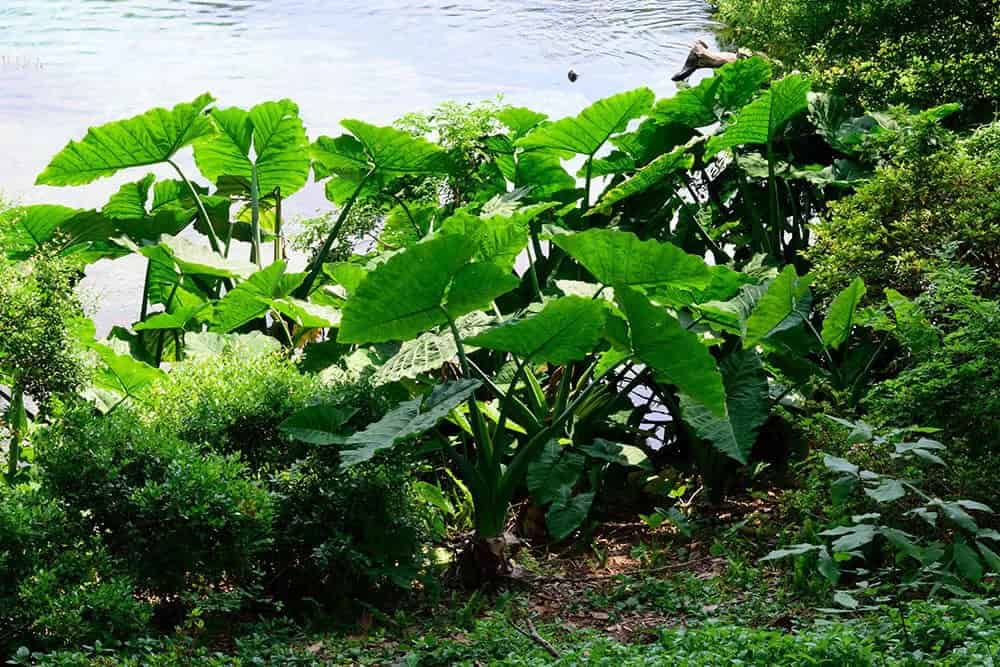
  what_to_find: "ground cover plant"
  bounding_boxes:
[1,9,998,662]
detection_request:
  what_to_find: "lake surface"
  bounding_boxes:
[0,0,717,331]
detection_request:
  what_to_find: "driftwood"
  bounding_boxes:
[672,40,741,82]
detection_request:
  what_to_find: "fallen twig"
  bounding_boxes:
[507,614,560,659]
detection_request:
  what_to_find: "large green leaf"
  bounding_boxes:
[590,146,694,214]
[744,265,813,347]
[2,205,119,260]
[517,88,655,156]
[546,489,595,541]
[209,261,305,332]
[146,234,256,280]
[527,441,586,505]
[103,175,196,242]
[193,99,310,197]
[706,75,812,158]
[680,349,770,464]
[88,343,167,409]
[465,296,606,365]
[618,287,726,417]
[372,312,493,387]
[335,119,452,177]
[653,58,771,129]
[552,229,711,292]
[341,379,481,467]
[821,278,867,350]
[495,107,548,138]
[37,94,215,186]
[278,405,359,445]
[338,234,519,344]
[438,210,530,270]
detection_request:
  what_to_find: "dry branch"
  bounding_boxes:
[673,40,741,81]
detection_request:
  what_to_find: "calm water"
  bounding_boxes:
[0,0,717,330]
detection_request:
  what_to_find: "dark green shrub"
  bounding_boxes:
[35,408,273,594]
[865,264,1000,474]
[139,351,428,612]
[716,0,1000,120]
[0,485,151,655]
[267,451,428,613]
[806,149,1000,299]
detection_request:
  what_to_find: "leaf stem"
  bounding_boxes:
[250,163,262,268]
[167,158,223,254]
[297,170,375,298]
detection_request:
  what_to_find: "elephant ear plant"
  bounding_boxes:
[283,219,740,581]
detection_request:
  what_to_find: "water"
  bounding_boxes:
[0,0,717,330]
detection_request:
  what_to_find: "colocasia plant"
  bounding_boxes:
[14,58,892,579]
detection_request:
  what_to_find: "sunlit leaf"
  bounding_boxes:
[37,94,215,185]
[590,146,694,214]
[338,234,518,344]
[552,228,711,292]
[706,75,812,158]
[465,296,606,365]
[744,265,812,347]
[822,278,866,350]
[194,99,311,197]
[517,88,655,156]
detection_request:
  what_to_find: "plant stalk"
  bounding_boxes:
[297,170,374,298]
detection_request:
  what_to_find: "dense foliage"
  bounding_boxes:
[715,0,1000,120]
[1,7,997,660]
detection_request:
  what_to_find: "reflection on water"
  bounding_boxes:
[0,0,716,330]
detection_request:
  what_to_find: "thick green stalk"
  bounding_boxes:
[297,171,374,298]
[167,159,223,255]
[492,356,529,442]
[138,259,153,348]
[272,188,283,264]
[250,163,262,268]
[442,309,495,471]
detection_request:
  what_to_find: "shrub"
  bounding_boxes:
[865,264,1000,473]
[266,451,428,613]
[0,254,86,408]
[140,352,340,471]
[139,351,428,612]
[35,408,273,594]
[0,485,151,655]
[806,149,1000,299]
[716,0,1000,120]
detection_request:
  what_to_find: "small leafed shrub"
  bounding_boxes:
[716,0,1000,120]
[35,407,273,594]
[140,351,427,612]
[806,149,1000,299]
[0,485,151,655]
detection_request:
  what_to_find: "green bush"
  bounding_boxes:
[267,451,428,613]
[806,149,1000,299]
[865,264,1000,475]
[716,0,1000,120]
[0,485,151,655]
[139,351,428,612]
[141,352,339,471]
[36,408,273,594]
